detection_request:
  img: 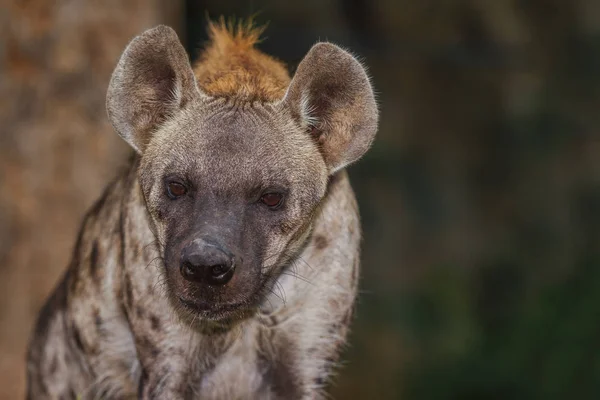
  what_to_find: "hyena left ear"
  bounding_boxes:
[283,42,378,173]
[106,25,200,154]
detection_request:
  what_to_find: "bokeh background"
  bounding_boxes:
[2,0,600,399]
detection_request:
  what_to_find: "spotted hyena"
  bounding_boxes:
[26,20,378,399]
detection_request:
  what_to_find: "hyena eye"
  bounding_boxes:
[260,193,284,209]
[167,182,187,199]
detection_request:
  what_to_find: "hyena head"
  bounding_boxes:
[106,24,377,326]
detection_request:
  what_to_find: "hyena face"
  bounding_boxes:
[138,101,328,322]
[106,26,377,325]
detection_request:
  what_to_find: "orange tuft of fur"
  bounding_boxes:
[193,18,290,102]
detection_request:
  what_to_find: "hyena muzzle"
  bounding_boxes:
[26,20,378,400]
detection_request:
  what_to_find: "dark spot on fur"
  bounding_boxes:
[68,388,78,400]
[150,315,161,331]
[58,388,78,400]
[48,355,58,375]
[90,241,99,277]
[63,351,72,365]
[72,326,85,352]
[328,322,342,335]
[119,300,129,323]
[93,308,102,331]
[136,306,145,318]
[67,185,111,290]
[348,222,356,235]
[135,364,174,398]
[324,356,337,376]
[137,335,160,359]
[314,375,326,386]
[68,227,88,294]
[183,383,197,400]
[124,274,133,309]
[161,364,172,375]
[138,367,149,398]
[313,234,328,250]
[118,207,126,267]
[88,183,111,217]
[33,272,68,343]
[26,370,49,399]
[259,334,302,398]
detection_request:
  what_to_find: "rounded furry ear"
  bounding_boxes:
[106,25,200,154]
[283,42,378,173]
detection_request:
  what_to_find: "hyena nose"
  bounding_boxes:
[180,239,236,285]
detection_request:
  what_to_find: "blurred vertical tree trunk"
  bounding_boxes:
[0,1,183,397]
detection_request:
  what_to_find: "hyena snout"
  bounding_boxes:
[180,238,236,286]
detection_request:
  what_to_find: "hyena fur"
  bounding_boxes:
[26,20,378,400]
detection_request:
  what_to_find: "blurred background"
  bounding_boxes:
[1,0,600,399]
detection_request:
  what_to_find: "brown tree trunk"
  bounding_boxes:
[0,1,183,398]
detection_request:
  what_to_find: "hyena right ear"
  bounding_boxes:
[106,25,200,154]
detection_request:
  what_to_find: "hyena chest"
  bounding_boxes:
[193,329,277,399]
[197,352,267,399]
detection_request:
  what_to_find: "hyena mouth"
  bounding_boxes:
[178,297,252,318]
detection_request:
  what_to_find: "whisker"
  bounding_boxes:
[274,280,287,304]
[152,275,169,294]
[279,271,313,286]
[145,256,163,271]
[266,287,285,305]
[295,255,316,272]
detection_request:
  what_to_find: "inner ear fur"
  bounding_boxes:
[283,42,378,173]
[106,25,199,153]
